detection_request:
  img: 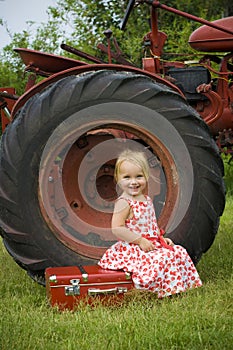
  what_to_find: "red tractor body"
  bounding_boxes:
[1,2,233,154]
[0,1,230,283]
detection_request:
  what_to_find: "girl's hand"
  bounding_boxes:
[164,237,174,246]
[134,237,155,252]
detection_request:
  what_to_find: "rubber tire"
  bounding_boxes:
[0,71,225,283]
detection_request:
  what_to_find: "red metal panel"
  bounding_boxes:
[0,87,16,132]
[189,17,233,52]
[14,48,87,74]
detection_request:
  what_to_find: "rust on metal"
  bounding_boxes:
[38,123,178,258]
[14,48,87,74]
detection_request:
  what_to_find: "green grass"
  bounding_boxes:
[222,154,233,196]
[0,199,232,350]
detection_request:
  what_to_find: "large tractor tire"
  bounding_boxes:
[0,70,225,283]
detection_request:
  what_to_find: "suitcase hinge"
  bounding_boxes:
[82,273,88,282]
[125,272,131,280]
[49,274,57,283]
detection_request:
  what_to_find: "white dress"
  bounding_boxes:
[98,196,202,298]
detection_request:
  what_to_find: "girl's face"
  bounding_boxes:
[117,160,147,198]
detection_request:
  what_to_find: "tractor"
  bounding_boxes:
[0,0,231,284]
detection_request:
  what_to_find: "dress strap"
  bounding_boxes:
[117,196,149,203]
[116,197,130,204]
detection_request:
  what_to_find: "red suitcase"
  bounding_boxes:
[45,265,134,310]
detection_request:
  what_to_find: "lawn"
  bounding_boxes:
[0,168,232,350]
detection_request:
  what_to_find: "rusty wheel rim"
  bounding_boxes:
[38,103,193,259]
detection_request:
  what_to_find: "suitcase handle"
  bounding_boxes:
[88,286,128,296]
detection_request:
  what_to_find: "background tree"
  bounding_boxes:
[0,0,231,94]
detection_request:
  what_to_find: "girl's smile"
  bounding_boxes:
[117,160,147,199]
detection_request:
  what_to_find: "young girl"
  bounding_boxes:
[98,149,202,298]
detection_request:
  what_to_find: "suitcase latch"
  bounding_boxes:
[65,279,80,296]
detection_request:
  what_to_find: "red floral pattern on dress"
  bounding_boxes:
[98,196,202,298]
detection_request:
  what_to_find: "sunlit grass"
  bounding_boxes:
[0,162,232,349]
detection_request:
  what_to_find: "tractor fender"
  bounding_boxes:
[11,64,184,119]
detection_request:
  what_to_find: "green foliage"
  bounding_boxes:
[222,154,233,196]
[0,194,232,350]
[0,32,31,94]
[0,0,231,93]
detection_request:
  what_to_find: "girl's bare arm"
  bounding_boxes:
[111,199,140,242]
[112,199,155,251]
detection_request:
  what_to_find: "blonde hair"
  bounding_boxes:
[114,149,150,182]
